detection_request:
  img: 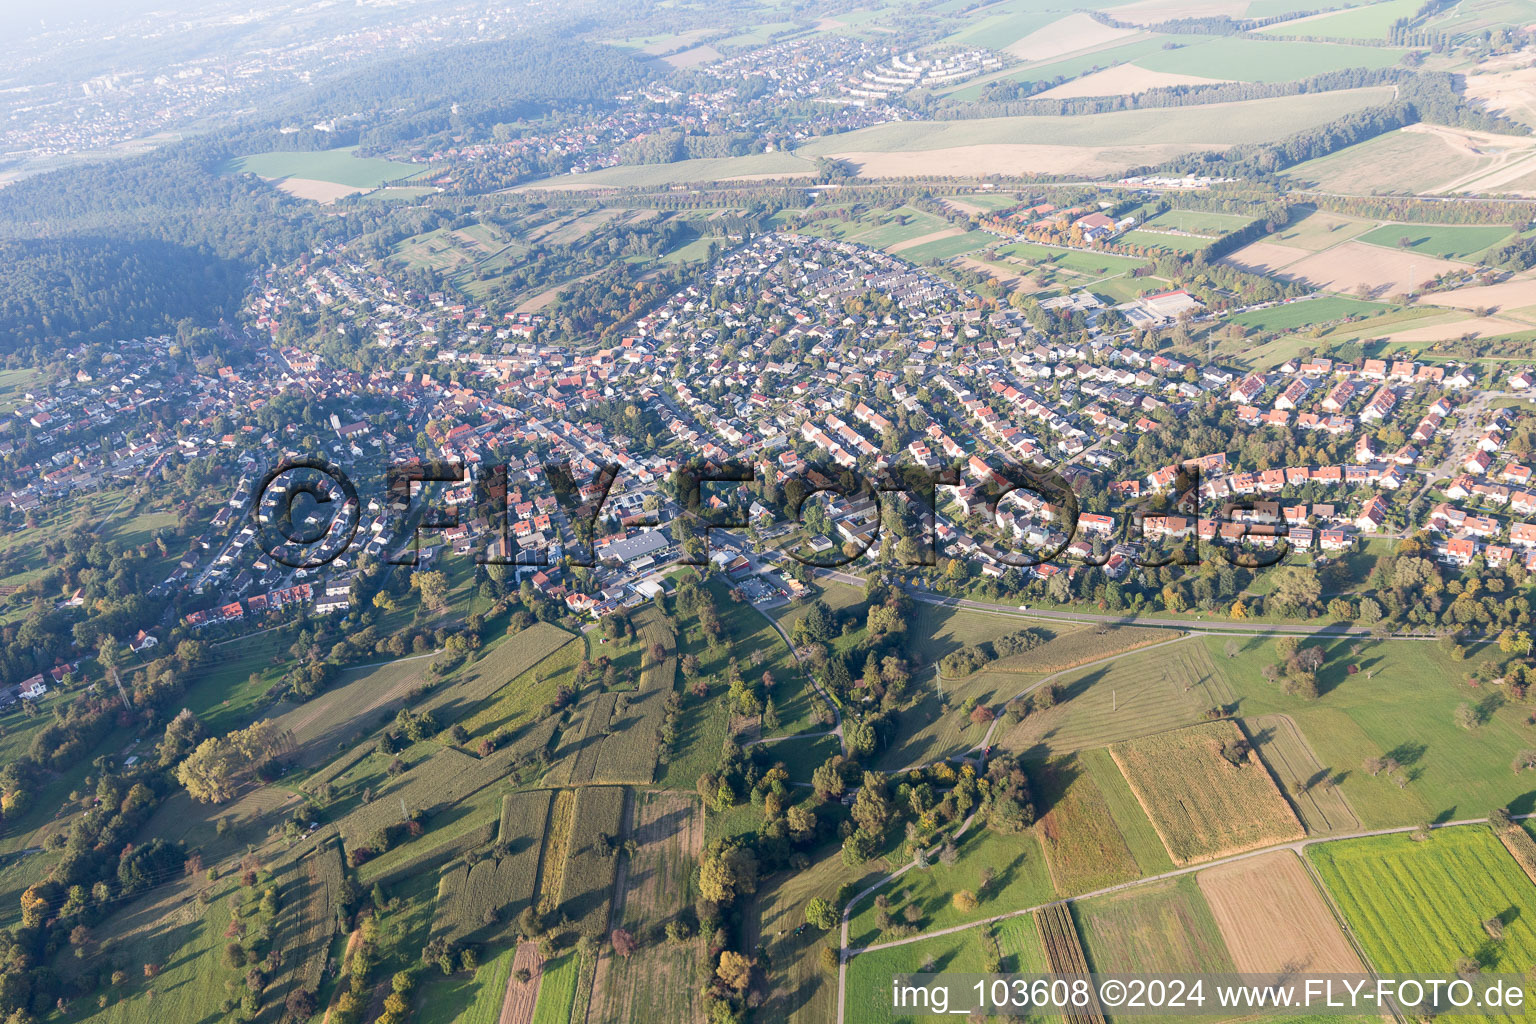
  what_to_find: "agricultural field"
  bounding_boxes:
[1357,222,1515,260]
[1109,721,1304,865]
[1134,36,1407,82]
[1284,126,1493,194]
[1245,713,1361,833]
[997,636,1234,757]
[544,608,674,786]
[457,625,584,749]
[431,793,549,941]
[1259,0,1421,37]
[1073,874,1237,975]
[846,826,1055,948]
[794,89,1396,178]
[1231,296,1389,332]
[1197,850,1364,975]
[1310,827,1536,975]
[556,786,626,938]
[531,951,580,1024]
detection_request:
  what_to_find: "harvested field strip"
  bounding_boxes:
[1501,824,1536,885]
[988,625,1171,674]
[498,943,544,1024]
[1246,713,1359,834]
[1198,850,1364,976]
[1110,721,1304,866]
[1034,904,1106,1024]
[615,790,702,934]
[587,943,700,1024]
[558,786,626,938]
[295,840,344,989]
[536,790,576,912]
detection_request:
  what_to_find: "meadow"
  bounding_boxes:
[224,146,431,187]
[1072,874,1236,975]
[845,929,992,1024]
[1232,296,1388,332]
[1310,826,1536,975]
[1357,223,1514,259]
[846,826,1055,948]
[1205,634,1536,827]
[1110,721,1304,865]
[1135,37,1407,83]
[749,846,885,1024]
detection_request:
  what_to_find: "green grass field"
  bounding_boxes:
[1119,229,1211,253]
[750,847,886,1024]
[1310,827,1536,975]
[225,146,430,187]
[531,952,580,1024]
[1357,223,1514,259]
[1073,874,1236,975]
[413,942,520,1024]
[846,827,1056,948]
[1145,210,1255,235]
[900,230,996,262]
[846,929,992,1024]
[1232,296,1390,331]
[1135,37,1407,82]
[1260,0,1424,38]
